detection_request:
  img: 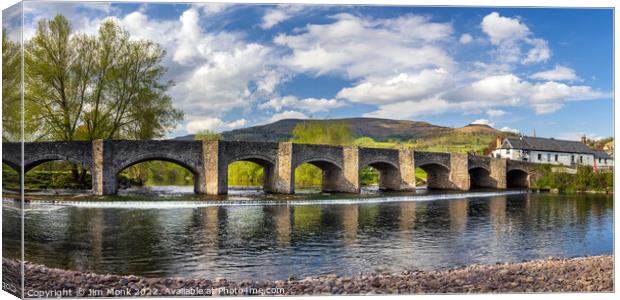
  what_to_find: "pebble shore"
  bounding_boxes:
[2,256,613,296]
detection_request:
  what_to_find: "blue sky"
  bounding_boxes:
[12,2,614,140]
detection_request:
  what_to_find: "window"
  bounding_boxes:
[571,155,575,163]
[580,156,583,163]
[537,153,542,161]
[547,154,551,162]
[555,154,558,162]
[599,158,602,163]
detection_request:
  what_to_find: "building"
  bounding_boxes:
[593,150,614,169]
[492,135,613,168]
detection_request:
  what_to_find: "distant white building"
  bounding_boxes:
[492,136,613,169]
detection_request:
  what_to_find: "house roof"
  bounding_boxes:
[501,136,595,154]
[593,150,611,159]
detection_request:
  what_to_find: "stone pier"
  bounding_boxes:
[397,148,416,191]
[265,142,293,194]
[490,158,507,189]
[449,153,470,190]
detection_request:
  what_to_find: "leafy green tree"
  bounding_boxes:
[291,120,354,146]
[2,28,22,142]
[194,129,223,141]
[24,14,182,141]
[24,14,183,185]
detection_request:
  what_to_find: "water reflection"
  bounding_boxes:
[2,192,613,281]
[489,197,506,235]
[342,204,358,244]
[449,199,468,233]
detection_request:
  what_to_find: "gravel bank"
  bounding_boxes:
[3,256,613,296]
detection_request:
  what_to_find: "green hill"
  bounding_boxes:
[176,118,515,155]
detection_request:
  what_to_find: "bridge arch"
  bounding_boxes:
[23,154,93,173]
[293,158,347,193]
[225,155,276,193]
[2,159,20,173]
[507,168,529,188]
[468,166,496,189]
[113,153,201,192]
[361,160,402,191]
[417,162,450,189]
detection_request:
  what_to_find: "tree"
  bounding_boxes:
[194,129,223,141]
[24,14,183,184]
[2,28,22,142]
[24,14,182,141]
[291,120,354,146]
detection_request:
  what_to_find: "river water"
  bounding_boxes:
[2,187,613,281]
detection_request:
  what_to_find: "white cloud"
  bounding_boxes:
[366,73,609,118]
[262,9,289,29]
[268,111,309,122]
[530,65,580,81]
[336,69,450,105]
[471,119,495,127]
[481,12,529,45]
[185,117,247,133]
[275,13,453,79]
[486,109,507,117]
[192,3,232,16]
[500,127,520,134]
[522,38,551,64]
[99,8,287,124]
[260,5,305,29]
[259,96,344,112]
[481,12,550,65]
[459,33,473,44]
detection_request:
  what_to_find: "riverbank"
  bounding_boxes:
[3,255,612,296]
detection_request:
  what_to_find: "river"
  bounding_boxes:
[2,187,613,281]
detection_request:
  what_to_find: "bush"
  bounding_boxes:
[534,165,612,192]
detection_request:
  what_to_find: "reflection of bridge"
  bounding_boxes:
[2,140,536,195]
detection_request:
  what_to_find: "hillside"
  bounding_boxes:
[176,118,502,142]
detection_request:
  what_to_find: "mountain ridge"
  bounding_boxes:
[174,117,503,142]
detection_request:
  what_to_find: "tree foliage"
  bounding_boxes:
[24,14,182,141]
[2,28,22,142]
[534,165,612,192]
[291,120,354,146]
[194,129,223,141]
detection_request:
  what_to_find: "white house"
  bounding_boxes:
[491,136,613,169]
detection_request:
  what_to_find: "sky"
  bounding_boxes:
[4,2,614,140]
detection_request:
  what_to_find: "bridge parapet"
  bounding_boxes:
[468,155,491,171]
[414,151,450,169]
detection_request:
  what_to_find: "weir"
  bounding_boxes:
[2,140,537,195]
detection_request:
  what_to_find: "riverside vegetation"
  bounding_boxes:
[532,165,613,193]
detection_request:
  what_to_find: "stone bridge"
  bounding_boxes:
[2,140,537,195]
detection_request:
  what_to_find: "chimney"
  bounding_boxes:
[496,136,502,149]
[581,134,587,144]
